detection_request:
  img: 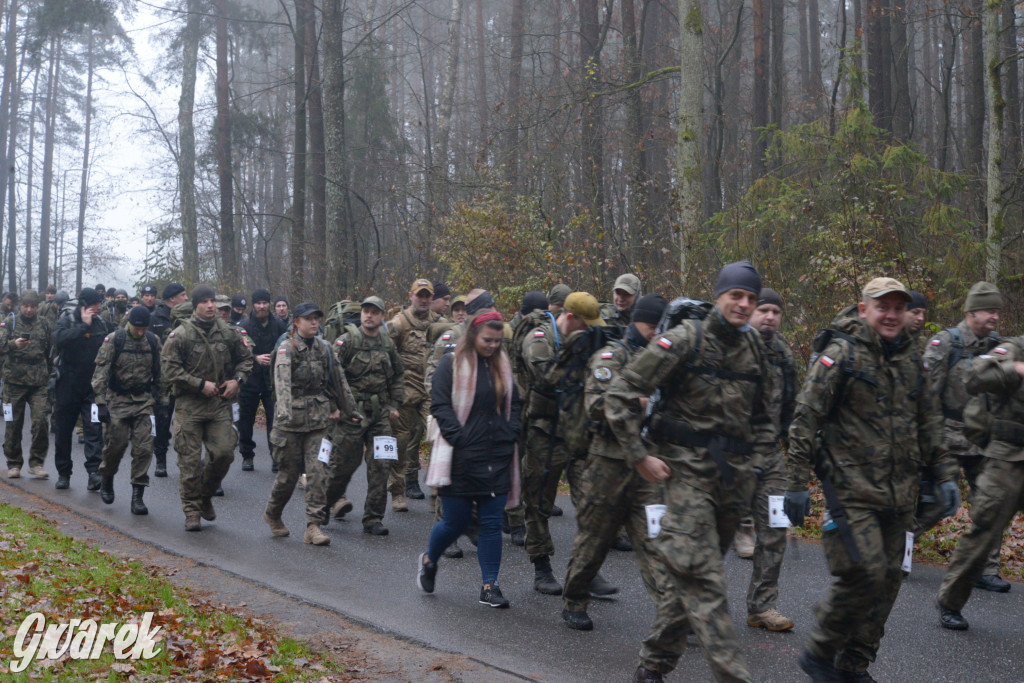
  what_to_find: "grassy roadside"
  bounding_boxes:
[0,502,345,681]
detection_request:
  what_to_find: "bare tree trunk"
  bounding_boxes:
[579,0,606,224]
[621,0,645,236]
[178,0,201,284]
[74,31,94,294]
[304,0,326,292]
[290,0,306,299]
[798,0,811,111]
[322,0,352,291]
[0,0,18,281]
[504,0,524,187]
[964,0,984,176]
[1002,0,1020,175]
[808,0,822,111]
[678,0,703,288]
[890,0,911,139]
[752,0,768,177]
[5,27,22,292]
[435,0,464,189]
[473,0,487,166]
[770,0,785,131]
[215,0,236,286]
[38,35,61,290]
[938,10,956,171]
[23,63,38,289]
[866,0,888,129]
[984,0,1003,279]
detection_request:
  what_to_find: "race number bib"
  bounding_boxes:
[317,439,332,464]
[769,495,792,528]
[3,403,12,422]
[232,403,240,423]
[373,436,398,460]
[902,531,914,573]
[90,403,100,423]
[645,504,668,539]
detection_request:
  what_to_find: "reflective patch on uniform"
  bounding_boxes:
[820,355,835,367]
[657,338,672,349]
[533,330,545,337]
[930,338,941,346]
[594,367,612,381]
[994,347,1008,355]
[600,352,613,359]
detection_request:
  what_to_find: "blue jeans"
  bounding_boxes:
[427,493,507,585]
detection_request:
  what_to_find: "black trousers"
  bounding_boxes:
[237,379,274,461]
[153,395,175,460]
[53,397,103,477]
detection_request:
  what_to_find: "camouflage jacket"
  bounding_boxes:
[388,307,446,403]
[37,301,59,325]
[786,307,956,511]
[102,304,128,328]
[604,309,776,482]
[965,337,1024,462]
[584,337,637,459]
[91,329,160,416]
[763,331,798,445]
[161,315,253,399]
[333,325,405,415]
[425,322,464,395]
[600,302,631,330]
[274,333,358,432]
[520,319,563,435]
[0,313,53,386]
[922,320,999,458]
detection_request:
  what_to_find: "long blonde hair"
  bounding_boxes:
[454,318,507,412]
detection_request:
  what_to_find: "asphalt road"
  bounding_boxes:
[4,429,1024,682]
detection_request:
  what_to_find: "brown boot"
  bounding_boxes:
[264,512,290,537]
[200,497,216,521]
[304,523,330,546]
[184,513,202,531]
[391,493,409,512]
[734,522,755,559]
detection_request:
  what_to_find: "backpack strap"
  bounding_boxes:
[945,327,964,369]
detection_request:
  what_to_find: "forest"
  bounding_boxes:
[0,0,1020,343]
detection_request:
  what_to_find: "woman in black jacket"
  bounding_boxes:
[417,312,521,607]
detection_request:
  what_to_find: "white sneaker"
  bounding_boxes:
[27,466,49,479]
[7,466,21,478]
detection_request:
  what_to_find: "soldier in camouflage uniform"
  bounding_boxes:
[91,305,160,515]
[785,277,959,682]
[561,293,667,631]
[102,290,129,327]
[151,283,189,478]
[599,274,639,329]
[936,333,1024,630]
[38,285,59,325]
[743,288,797,632]
[325,296,404,536]
[1,290,53,479]
[388,278,448,507]
[521,292,605,596]
[263,302,360,545]
[161,286,253,531]
[606,262,773,683]
[917,281,1009,593]
[905,290,928,356]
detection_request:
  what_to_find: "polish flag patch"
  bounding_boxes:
[533,330,545,337]
[601,352,614,359]
[819,355,835,367]
[658,337,672,349]
[442,333,451,341]
[930,338,941,346]
[336,339,344,345]
[103,336,110,342]
[994,347,1008,355]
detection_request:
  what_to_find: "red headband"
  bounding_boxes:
[472,311,504,328]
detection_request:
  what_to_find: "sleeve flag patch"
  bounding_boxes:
[994,347,1008,355]
[658,337,672,349]
[601,352,614,359]
[930,338,941,346]
[820,355,835,367]
[533,330,545,337]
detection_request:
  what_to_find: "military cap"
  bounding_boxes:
[292,302,324,319]
[861,277,911,301]
[361,296,386,312]
[564,292,605,326]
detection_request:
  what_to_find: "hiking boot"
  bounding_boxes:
[392,493,409,512]
[611,534,633,552]
[938,601,968,630]
[185,513,202,531]
[87,472,103,491]
[798,650,841,682]
[562,608,593,631]
[331,498,354,519]
[406,480,425,500]
[533,556,562,595]
[154,455,167,477]
[589,572,618,598]
[734,522,755,559]
[264,512,290,537]
[200,497,216,521]
[27,465,48,479]
[241,457,254,472]
[100,476,115,504]
[975,574,1011,593]
[479,583,509,608]
[363,522,389,536]
[55,474,70,489]
[7,466,20,478]
[551,504,563,517]
[632,666,664,683]
[443,541,464,558]
[304,523,330,546]
[130,485,148,515]
[298,474,307,490]
[417,552,437,593]
[747,608,795,631]
[510,525,526,546]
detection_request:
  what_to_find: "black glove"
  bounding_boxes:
[97,405,111,424]
[783,490,811,527]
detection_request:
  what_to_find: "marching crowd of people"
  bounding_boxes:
[2,265,1021,682]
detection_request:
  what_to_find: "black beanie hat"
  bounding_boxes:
[465,291,496,316]
[519,291,549,315]
[94,283,106,293]
[191,285,216,308]
[231,294,247,309]
[128,305,151,327]
[907,290,927,311]
[432,282,451,300]
[162,282,185,300]
[757,287,783,309]
[274,296,288,306]
[714,260,762,298]
[252,288,272,304]
[632,293,668,326]
[78,288,102,307]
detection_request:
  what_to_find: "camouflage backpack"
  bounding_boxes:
[963,393,1004,450]
[510,309,560,385]
[322,301,363,343]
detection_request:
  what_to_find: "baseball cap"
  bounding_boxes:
[141,284,157,296]
[361,296,386,312]
[613,274,640,296]
[215,294,232,309]
[564,292,605,326]
[410,278,433,295]
[292,302,324,319]
[861,277,912,301]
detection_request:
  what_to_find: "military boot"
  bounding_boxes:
[533,555,563,595]
[100,476,115,504]
[241,457,254,471]
[304,523,330,546]
[406,478,426,500]
[154,454,167,478]
[264,512,290,537]
[130,485,148,515]
[734,522,755,559]
[392,493,409,512]
[200,497,216,521]
[331,498,354,519]
[632,666,664,683]
[184,513,202,531]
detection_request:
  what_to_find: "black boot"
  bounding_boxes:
[87,472,103,491]
[100,476,115,504]
[154,454,167,478]
[406,479,425,500]
[131,485,148,515]
[533,555,563,595]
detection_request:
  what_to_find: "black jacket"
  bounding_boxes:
[151,303,174,341]
[239,312,287,387]
[54,307,112,401]
[431,352,521,497]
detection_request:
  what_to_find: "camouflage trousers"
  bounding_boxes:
[939,458,1024,611]
[390,396,428,494]
[639,455,756,682]
[266,427,330,526]
[173,398,237,516]
[807,506,913,674]
[562,454,663,613]
[915,455,1002,576]
[2,383,49,469]
[746,450,788,615]
[98,411,153,487]
[521,426,585,562]
[326,406,392,528]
